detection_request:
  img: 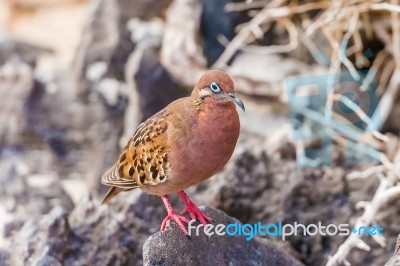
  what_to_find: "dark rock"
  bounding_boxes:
[10,207,69,266]
[200,0,237,66]
[65,195,140,265]
[143,206,303,266]
[5,190,179,266]
[0,249,10,266]
[73,0,172,92]
[282,168,351,266]
[385,234,400,266]
[0,148,74,243]
[63,192,182,265]
[134,44,188,122]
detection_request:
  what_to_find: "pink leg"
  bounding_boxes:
[160,195,190,235]
[178,191,212,226]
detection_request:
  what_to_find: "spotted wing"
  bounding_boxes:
[101,110,170,191]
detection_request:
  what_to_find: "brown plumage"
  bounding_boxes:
[101,70,244,234]
[101,108,170,203]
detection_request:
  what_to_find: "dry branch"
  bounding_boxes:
[213,1,330,68]
[327,172,400,266]
[225,0,271,12]
[372,67,400,126]
[240,18,298,55]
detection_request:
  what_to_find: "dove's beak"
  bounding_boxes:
[227,92,245,111]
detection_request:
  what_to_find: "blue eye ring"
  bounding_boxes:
[210,81,221,93]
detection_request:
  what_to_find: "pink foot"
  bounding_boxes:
[178,191,212,226]
[160,195,190,235]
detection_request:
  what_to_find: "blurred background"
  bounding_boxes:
[0,0,399,265]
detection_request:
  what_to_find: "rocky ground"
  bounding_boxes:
[1,0,400,265]
[143,206,302,265]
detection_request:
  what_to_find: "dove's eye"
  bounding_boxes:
[210,82,221,93]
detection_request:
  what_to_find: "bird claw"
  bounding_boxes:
[182,203,212,226]
[160,212,190,235]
